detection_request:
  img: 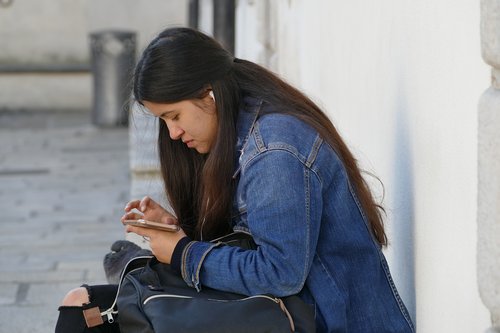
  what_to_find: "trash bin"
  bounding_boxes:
[90,30,136,127]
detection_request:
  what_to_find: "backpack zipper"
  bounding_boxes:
[100,255,154,323]
[143,293,280,306]
[142,294,294,331]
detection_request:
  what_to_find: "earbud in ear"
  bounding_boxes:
[209,90,215,102]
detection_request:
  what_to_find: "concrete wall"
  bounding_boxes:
[236,0,490,331]
[478,0,500,330]
[0,0,187,111]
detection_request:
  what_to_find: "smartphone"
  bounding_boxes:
[122,219,180,232]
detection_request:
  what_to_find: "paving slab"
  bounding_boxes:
[0,111,131,332]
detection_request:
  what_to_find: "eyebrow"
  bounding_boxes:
[158,110,176,118]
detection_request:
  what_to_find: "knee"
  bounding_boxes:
[61,287,90,306]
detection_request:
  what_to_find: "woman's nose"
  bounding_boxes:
[168,124,184,140]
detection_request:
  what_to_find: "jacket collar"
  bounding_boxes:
[232,96,263,178]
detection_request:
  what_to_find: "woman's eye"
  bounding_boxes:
[161,114,178,122]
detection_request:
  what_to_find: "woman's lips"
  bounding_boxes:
[184,140,194,147]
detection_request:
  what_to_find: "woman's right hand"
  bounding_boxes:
[121,196,177,225]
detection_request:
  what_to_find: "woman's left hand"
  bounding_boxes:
[125,225,187,264]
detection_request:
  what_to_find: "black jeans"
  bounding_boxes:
[55,284,120,333]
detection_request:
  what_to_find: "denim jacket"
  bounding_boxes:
[180,97,415,332]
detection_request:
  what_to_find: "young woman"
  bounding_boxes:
[56,27,414,333]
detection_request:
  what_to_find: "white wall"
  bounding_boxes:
[0,0,187,111]
[86,0,188,56]
[237,0,490,331]
[0,0,187,64]
[0,0,88,64]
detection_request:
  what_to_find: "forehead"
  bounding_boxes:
[142,100,188,116]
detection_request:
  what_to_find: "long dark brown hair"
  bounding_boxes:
[133,27,387,246]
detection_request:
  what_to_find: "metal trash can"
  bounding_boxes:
[90,30,136,126]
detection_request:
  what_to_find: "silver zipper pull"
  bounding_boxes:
[106,311,114,324]
[100,309,115,324]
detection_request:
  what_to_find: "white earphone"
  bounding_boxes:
[209,90,215,102]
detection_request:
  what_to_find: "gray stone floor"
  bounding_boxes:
[0,111,130,332]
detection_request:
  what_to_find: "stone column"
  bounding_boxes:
[127,103,167,248]
[478,0,500,331]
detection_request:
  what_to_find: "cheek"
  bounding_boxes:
[207,118,218,142]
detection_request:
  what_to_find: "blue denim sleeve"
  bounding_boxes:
[181,149,323,296]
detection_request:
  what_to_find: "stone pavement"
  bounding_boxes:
[0,111,130,333]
